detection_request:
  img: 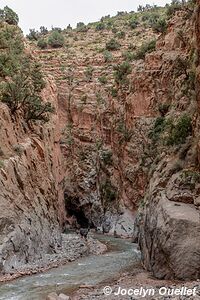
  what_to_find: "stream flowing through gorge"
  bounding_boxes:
[0,234,140,300]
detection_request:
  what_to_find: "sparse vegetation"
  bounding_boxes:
[129,16,139,29]
[103,50,113,63]
[98,75,107,85]
[100,179,117,205]
[37,38,47,49]
[114,61,132,85]
[106,38,120,51]
[96,22,105,31]
[166,114,192,146]
[84,66,94,82]
[100,149,113,165]
[150,114,192,146]
[134,40,156,60]
[151,18,167,34]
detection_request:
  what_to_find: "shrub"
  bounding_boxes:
[158,103,170,116]
[100,179,117,204]
[48,31,64,48]
[100,149,113,165]
[26,29,40,41]
[1,62,54,123]
[166,0,182,17]
[122,51,135,61]
[0,25,24,77]
[96,22,105,31]
[98,75,107,84]
[40,26,48,35]
[77,22,85,28]
[111,87,118,97]
[149,116,165,142]
[52,27,62,33]
[134,40,156,60]
[106,38,120,51]
[166,114,192,146]
[84,66,94,81]
[37,38,47,49]
[114,61,132,85]
[117,120,133,142]
[116,31,125,39]
[151,18,167,34]
[129,17,139,29]
[103,50,113,62]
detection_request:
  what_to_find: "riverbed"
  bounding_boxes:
[0,234,140,300]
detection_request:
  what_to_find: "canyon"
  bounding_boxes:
[0,0,199,285]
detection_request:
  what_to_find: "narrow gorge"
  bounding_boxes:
[0,0,199,298]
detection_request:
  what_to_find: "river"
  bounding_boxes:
[0,234,140,300]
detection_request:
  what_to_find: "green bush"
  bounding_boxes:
[96,22,105,31]
[114,61,132,85]
[103,50,113,62]
[101,179,117,204]
[122,51,135,61]
[129,17,139,29]
[134,40,156,60]
[166,114,192,146]
[0,25,24,77]
[149,116,165,142]
[106,38,120,51]
[37,38,47,49]
[98,75,107,84]
[101,149,113,165]
[111,87,118,97]
[151,18,167,34]
[26,29,40,41]
[1,62,54,123]
[48,31,64,48]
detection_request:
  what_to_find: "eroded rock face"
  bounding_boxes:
[139,196,200,280]
[0,79,65,274]
[137,6,200,280]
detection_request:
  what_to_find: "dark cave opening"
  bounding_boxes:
[64,194,93,228]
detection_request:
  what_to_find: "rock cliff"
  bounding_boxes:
[0,44,65,273]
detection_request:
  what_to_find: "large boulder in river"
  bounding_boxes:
[138,194,200,280]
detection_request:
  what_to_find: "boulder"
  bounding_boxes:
[138,195,200,280]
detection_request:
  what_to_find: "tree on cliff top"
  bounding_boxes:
[0,6,19,25]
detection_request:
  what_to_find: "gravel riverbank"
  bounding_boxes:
[0,233,107,283]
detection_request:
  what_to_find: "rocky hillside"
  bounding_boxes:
[0,1,199,281]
